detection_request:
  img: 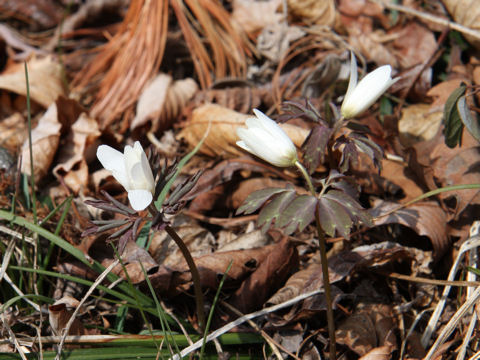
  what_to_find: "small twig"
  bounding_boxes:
[371,0,480,42]
[55,259,119,360]
[383,272,480,287]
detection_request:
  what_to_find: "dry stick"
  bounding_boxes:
[170,288,324,360]
[372,0,480,42]
[55,259,119,360]
[164,225,205,330]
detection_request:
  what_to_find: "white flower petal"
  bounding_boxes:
[344,52,358,103]
[139,146,155,192]
[251,109,294,145]
[96,145,129,188]
[341,55,397,119]
[128,189,153,211]
[238,126,296,167]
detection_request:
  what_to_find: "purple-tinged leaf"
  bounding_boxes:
[350,133,384,171]
[337,139,359,173]
[317,197,353,237]
[237,186,291,215]
[280,99,323,124]
[323,190,372,227]
[257,189,297,232]
[345,121,372,134]
[303,125,333,174]
[329,177,360,200]
[277,195,318,234]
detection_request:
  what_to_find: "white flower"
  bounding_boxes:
[341,52,398,119]
[97,141,155,211]
[236,109,298,167]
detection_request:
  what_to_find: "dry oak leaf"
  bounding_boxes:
[53,113,100,193]
[0,56,65,107]
[178,103,309,159]
[442,0,480,49]
[21,102,61,179]
[131,73,198,132]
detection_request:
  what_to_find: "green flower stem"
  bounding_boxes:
[294,161,316,195]
[164,224,205,330]
[295,161,336,360]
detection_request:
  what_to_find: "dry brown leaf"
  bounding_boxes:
[0,112,26,151]
[131,74,198,132]
[150,220,215,267]
[170,241,277,291]
[336,304,397,356]
[108,241,158,284]
[229,237,298,313]
[0,57,65,108]
[398,104,443,147]
[21,102,61,179]
[287,0,335,26]
[371,200,448,257]
[427,78,467,111]
[178,103,309,159]
[392,22,437,69]
[232,0,283,34]
[268,242,412,306]
[442,0,480,48]
[53,113,100,193]
[48,297,87,336]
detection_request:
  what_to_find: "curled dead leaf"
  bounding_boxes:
[178,103,309,159]
[371,200,448,258]
[21,102,61,180]
[131,74,198,132]
[48,296,87,336]
[0,57,65,107]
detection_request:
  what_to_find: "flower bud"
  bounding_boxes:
[341,52,398,119]
[236,109,298,167]
[97,141,155,211]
